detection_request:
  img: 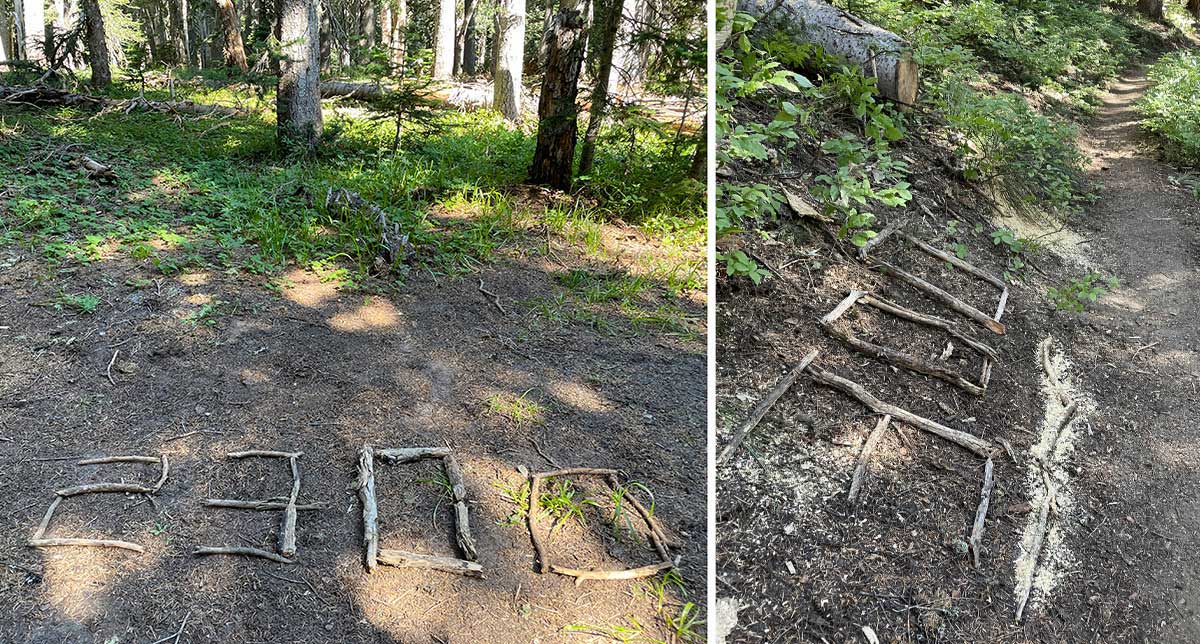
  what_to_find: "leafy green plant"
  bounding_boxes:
[1140,50,1200,167]
[487,390,545,427]
[57,292,101,314]
[1048,272,1118,312]
[719,250,770,285]
[990,227,1038,281]
[608,480,655,543]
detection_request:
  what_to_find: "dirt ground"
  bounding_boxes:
[0,178,707,640]
[716,62,1200,643]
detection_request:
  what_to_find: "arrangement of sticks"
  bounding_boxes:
[358,444,483,577]
[526,467,675,582]
[194,450,316,564]
[28,454,170,553]
[819,290,995,397]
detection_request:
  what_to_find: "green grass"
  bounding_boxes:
[538,478,599,536]
[486,390,546,426]
[0,77,704,295]
[1140,50,1200,166]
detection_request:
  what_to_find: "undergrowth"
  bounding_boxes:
[1139,49,1200,166]
[0,79,704,320]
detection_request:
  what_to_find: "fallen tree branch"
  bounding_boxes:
[860,293,998,361]
[376,549,484,576]
[228,450,302,459]
[193,546,293,564]
[478,279,508,315]
[204,499,328,511]
[874,260,1006,335]
[848,415,891,502]
[444,455,478,560]
[968,457,995,567]
[822,321,986,396]
[279,455,300,558]
[550,560,674,581]
[29,538,145,552]
[376,447,451,463]
[717,349,820,465]
[358,444,379,572]
[807,365,995,456]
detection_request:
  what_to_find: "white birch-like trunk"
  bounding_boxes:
[492,0,524,120]
[432,0,454,78]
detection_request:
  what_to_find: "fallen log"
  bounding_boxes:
[0,85,244,117]
[357,444,379,572]
[737,0,918,104]
[550,560,674,581]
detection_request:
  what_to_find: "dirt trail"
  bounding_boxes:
[1065,64,1200,640]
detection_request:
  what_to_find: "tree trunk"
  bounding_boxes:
[167,0,186,63]
[318,0,330,68]
[432,0,453,78]
[687,119,705,181]
[576,0,620,177]
[528,0,589,190]
[1137,0,1163,19]
[180,0,192,65]
[492,0,524,120]
[79,0,108,87]
[360,0,375,51]
[216,0,248,71]
[455,0,476,75]
[609,0,648,94]
[0,0,12,63]
[394,0,405,67]
[380,0,392,62]
[1188,0,1198,19]
[275,0,322,153]
[738,0,917,104]
[23,0,44,63]
[462,2,477,74]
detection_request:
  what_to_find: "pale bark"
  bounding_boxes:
[276,0,322,153]
[528,0,589,189]
[360,0,375,50]
[577,0,620,176]
[432,0,454,78]
[492,0,524,120]
[609,0,648,94]
[738,0,918,104]
[22,0,44,63]
[216,0,247,71]
[394,0,406,66]
[79,0,108,87]
[1,0,14,62]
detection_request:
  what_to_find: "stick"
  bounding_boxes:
[550,560,674,581]
[148,611,191,644]
[204,499,329,511]
[861,294,1001,361]
[848,415,892,502]
[527,474,549,573]
[29,538,144,553]
[820,291,868,325]
[193,546,293,564]
[822,322,986,396]
[874,260,1006,335]
[807,366,995,456]
[605,474,671,560]
[151,455,170,493]
[376,447,451,463]
[717,349,820,465]
[106,350,118,385]
[969,457,995,567]
[228,450,302,459]
[56,482,157,497]
[376,549,484,577]
[857,222,901,259]
[279,455,300,557]
[900,232,1006,289]
[1015,488,1054,621]
[31,497,62,540]
[995,287,1009,323]
[358,444,379,572]
[442,455,478,561]
[77,455,159,465]
[478,279,508,315]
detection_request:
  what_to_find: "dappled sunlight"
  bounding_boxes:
[178,271,209,287]
[280,268,340,309]
[546,380,609,414]
[327,298,401,333]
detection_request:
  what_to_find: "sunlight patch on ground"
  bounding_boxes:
[178,272,209,286]
[280,268,339,309]
[327,298,400,332]
[991,195,1094,269]
[545,380,608,414]
[184,293,212,305]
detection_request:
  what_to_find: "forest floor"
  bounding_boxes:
[716,58,1200,643]
[0,99,706,642]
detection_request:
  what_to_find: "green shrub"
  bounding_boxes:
[1139,50,1200,167]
